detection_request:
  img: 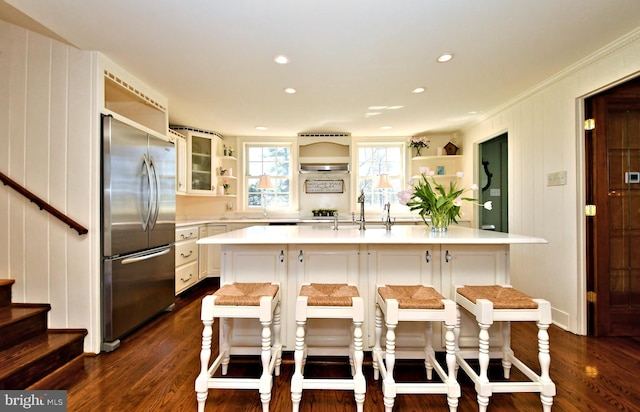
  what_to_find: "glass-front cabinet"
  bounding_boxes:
[190,134,215,193]
[171,127,223,195]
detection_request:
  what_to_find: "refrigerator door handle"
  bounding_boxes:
[148,155,160,230]
[121,247,171,265]
[141,154,152,231]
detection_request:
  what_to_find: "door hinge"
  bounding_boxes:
[587,291,597,303]
[584,118,595,131]
[585,204,596,216]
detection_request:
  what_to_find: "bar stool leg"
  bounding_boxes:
[291,319,306,412]
[501,321,514,379]
[383,322,397,412]
[538,322,554,412]
[444,322,459,412]
[373,305,383,381]
[353,319,365,412]
[453,306,461,378]
[259,318,273,412]
[273,302,282,376]
[221,317,231,375]
[424,321,435,380]
[196,316,214,412]
[477,322,491,412]
[349,323,356,375]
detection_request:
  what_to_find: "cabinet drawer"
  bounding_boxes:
[175,261,198,294]
[175,226,198,242]
[175,241,198,265]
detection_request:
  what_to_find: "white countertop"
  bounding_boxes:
[176,216,424,227]
[197,224,547,245]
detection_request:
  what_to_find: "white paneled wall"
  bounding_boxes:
[0,21,101,352]
[462,29,640,335]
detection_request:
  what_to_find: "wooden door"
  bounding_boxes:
[587,78,640,336]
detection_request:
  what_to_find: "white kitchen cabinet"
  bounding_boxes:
[171,129,187,195]
[175,226,199,294]
[368,244,508,353]
[288,245,363,353]
[170,127,223,195]
[205,224,227,276]
[198,226,208,280]
[367,245,438,354]
[439,244,509,349]
[220,245,287,351]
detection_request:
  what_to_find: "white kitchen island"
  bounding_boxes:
[198,225,547,356]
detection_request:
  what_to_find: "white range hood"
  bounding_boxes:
[298,138,350,174]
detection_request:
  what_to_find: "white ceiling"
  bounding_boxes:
[3,1,640,137]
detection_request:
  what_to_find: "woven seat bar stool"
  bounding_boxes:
[195,282,282,412]
[373,284,460,412]
[455,285,556,412]
[290,283,366,412]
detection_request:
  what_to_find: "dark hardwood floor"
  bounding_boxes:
[33,279,640,411]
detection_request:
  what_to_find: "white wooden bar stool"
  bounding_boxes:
[454,285,556,412]
[290,283,366,412]
[372,284,460,412]
[195,282,282,412]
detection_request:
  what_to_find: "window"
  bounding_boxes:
[246,144,292,210]
[356,143,404,209]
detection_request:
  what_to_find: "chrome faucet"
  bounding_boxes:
[382,202,395,231]
[353,189,366,230]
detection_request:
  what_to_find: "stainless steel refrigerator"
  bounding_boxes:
[101,114,176,352]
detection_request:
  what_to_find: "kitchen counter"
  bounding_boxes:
[197,224,547,245]
[176,216,425,227]
[176,215,469,228]
[198,224,547,354]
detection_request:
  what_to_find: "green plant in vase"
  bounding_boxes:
[397,168,492,231]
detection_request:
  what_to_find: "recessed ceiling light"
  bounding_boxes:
[365,112,381,117]
[255,126,268,131]
[284,87,296,94]
[380,126,393,130]
[412,87,426,94]
[273,55,289,64]
[387,106,404,110]
[369,106,388,110]
[437,53,454,63]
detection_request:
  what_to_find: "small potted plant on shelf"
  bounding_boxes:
[222,179,230,195]
[408,136,430,157]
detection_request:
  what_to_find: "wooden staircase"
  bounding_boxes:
[0,279,87,389]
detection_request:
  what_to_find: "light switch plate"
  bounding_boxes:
[547,171,567,186]
[490,188,500,196]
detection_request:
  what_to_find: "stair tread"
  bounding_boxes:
[0,304,50,327]
[0,330,87,379]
